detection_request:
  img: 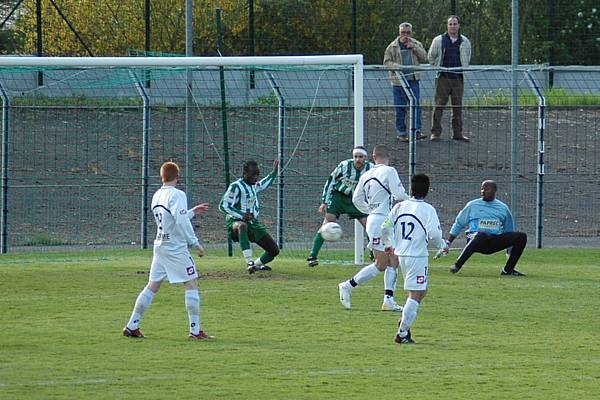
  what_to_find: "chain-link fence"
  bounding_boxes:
[0,62,597,255]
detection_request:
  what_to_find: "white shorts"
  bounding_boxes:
[366,214,387,251]
[399,256,429,291]
[149,245,198,284]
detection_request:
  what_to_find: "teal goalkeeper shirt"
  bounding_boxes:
[449,198,514,238]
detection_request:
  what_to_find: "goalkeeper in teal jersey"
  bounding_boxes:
[445,180,527,276]
[306,146,372,267]
[219,160,280,274]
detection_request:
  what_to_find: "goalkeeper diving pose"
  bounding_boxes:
[306,146,372,267]
[337,145,409,311]
[219,159,280,274]
[381,173,447,344]
[445,180,527,276]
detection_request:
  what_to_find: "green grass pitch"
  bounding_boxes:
[1,248,599,399]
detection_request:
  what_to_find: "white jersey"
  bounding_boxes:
[352,164,408,216]
[151,185,200,250]
[381,197,445,257]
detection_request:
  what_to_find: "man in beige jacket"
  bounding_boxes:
[383,22,428,142]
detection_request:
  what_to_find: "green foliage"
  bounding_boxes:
[5,0,599,65]
[470,88,600,106]
[21,233,73,246]
[1,248,599,399]
[11,94,142,107]
[254,93,279,106]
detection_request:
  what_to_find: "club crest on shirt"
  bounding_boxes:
[186,266,195,275]
[180,209,187,215]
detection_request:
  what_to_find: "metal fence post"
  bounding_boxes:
[0,81,9,253]
[216,8,233,256]
[132,72,150,249]
[394,70,417,183]
[511,0,520,228]
[524,70,546,248]
[266,73,285,250]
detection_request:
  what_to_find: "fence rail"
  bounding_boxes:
[0,64,598,254]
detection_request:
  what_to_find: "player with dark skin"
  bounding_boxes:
[446,180,527,276]
[229,160,280,266]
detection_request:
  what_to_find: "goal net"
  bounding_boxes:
[0,56,366,263]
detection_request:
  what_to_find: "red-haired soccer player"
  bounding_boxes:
[123,161,214,340]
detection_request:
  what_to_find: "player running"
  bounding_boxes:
[381,173,447,344]
[337,145,409,311]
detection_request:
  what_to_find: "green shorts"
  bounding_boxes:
[226,218,269,243]
[326,190,367,220]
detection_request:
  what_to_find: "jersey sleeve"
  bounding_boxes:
[503,205,515,233]
[321,162,343,204]
[256,170,277,193]
[449,202,471,237]
[174,192,200,247]
[389,168,409,202]
[352,175,369,214]
[426,206,445,250]
[219,183,245,220]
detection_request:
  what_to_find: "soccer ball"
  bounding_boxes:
[319,222,343,242]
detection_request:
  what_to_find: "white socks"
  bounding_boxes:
[127,287,155,329]
[384,266,398,292]
[352,263,381,286]
[398,298,420,333]
[253,257,264,267]
[243,249,253,262]
[185,289,201,335]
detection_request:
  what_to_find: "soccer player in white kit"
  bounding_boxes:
[381,173,447,344]
[123,161,214,340]
[338,145,409,311]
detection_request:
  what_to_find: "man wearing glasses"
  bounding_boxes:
[384,22,428,142]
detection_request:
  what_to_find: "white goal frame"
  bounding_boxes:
[0,55,366,264]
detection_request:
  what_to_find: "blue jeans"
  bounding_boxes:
[392,81,421,136]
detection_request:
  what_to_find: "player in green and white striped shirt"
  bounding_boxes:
[306,146,372,267]
[219,159,280,274]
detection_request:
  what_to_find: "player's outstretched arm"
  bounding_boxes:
[188,203,209,219]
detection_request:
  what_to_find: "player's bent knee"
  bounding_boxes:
[270,247,280,258]
[234,221,248,231]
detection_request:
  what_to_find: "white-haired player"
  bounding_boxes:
[338,145,409,311]
[123,161,214,340]
[381,173,447,344]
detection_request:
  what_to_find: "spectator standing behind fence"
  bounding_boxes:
[384,22,428,142]
[428,15,471,142]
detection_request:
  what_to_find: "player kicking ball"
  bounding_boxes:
[219,159,280,274]
[338,145,409,311]
[381,174,447,344]
[123,161,214,340]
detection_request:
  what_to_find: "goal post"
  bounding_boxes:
[0,55,365,264]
